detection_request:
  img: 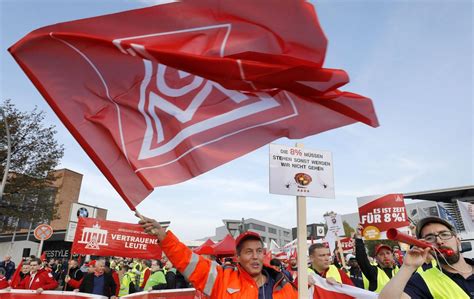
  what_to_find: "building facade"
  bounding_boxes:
[215,218,292,247]
[0,169,107,263]
[291,223,325,241]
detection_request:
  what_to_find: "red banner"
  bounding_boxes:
[0,290,204,299]
[357,194,410,240]
[122,289,205,299]
[0,290,106,299]
[71,218,162,259]
[9,0,378,209]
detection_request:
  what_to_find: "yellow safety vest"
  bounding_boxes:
[416,259,438,274]
[139,266,150,287]
[308,265,342,283]
[419,267,469,299]
[119,272,133,297]
[132,262,142,272]
[374,266,399,293]
[130,262,142,285]
[362,273,369,289]
[349,268,369,289]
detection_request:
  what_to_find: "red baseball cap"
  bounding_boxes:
[375,244,392,255]
[235,231,262,248]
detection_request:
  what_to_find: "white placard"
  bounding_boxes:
[269,144,334,198]
[324,214,345,237]
[65,222,77,242]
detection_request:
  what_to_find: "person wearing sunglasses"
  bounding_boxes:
[379,216,473,299]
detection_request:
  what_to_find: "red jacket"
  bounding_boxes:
[67,277,83,289]
[15,269,58,290]
[0,276,9,289]
[161,231,298,299]
[112,270,120,296]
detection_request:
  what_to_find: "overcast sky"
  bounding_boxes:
[1,0,472,241]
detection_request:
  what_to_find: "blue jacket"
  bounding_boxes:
[0,260,16,280]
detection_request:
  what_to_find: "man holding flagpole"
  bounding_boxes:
[139,215,297,298]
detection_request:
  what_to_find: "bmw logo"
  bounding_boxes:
[77,207,89,218]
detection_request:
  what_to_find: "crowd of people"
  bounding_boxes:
[0,254,191,297]
[0,215,472,298]
[138,215,474,299]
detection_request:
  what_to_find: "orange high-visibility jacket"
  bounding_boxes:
[161,231,298,298]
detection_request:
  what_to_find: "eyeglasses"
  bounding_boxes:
[422,231,455,243]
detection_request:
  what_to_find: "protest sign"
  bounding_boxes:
[358,194,410,240]
[324,214,345,237]
[269,144,335,198]
[339,237,355,252]
[71,218,162,259]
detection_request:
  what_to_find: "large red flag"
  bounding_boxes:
[9,0,378,209]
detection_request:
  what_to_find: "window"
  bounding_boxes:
[284,231,290,237]
[250,223,266,232]
[268,227,277,234]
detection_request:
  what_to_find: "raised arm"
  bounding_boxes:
[378,247,430,299]
[354,224,377,282]
[139,215,223,296]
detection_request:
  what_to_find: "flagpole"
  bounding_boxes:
[135,210,158,235]
[296,195,308,299]
[295,143,308,299]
